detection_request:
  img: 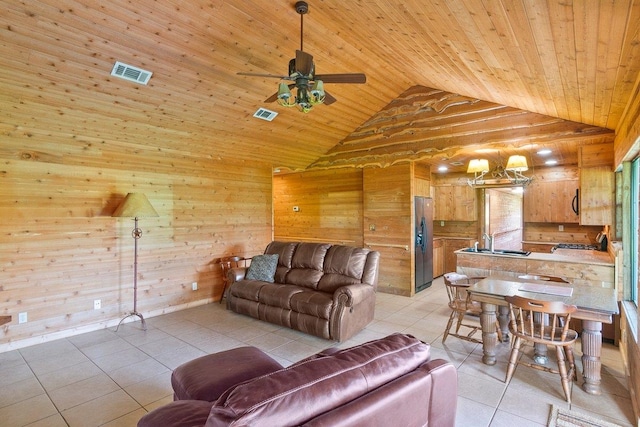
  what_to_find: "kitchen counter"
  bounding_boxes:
[455,248,613,266]
[455,247,615,289]
[551,248,613,265]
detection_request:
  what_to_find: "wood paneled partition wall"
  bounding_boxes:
[0,152,273,351]
[274,164,426,297]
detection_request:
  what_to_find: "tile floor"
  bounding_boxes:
[0,277,635,427]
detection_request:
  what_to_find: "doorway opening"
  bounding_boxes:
[482,188,524,251]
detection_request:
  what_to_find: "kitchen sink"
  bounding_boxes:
[461,247,531,256]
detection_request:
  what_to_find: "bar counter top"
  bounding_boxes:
[455,247,613,266]
[455,247,616,289]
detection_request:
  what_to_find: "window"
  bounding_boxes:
[632,158,640,305]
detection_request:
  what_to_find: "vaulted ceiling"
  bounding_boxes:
[2,1,639,172]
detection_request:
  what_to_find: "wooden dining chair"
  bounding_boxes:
[504,295,578,403]
[219,256,247,304]
[442,273,502,344]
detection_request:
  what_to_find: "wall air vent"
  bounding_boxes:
[110,61,152,85]
[253,108,278,122]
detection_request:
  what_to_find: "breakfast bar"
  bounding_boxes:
[455,247,616,289]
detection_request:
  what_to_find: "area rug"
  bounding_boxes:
[548,405,623,427]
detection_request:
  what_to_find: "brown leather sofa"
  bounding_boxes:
[226,241,380,342]
[137,333,458,427]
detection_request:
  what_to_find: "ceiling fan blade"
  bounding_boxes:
[324,91,337,105]
[237,72,291,80]
[264,92,279,103]
[295,50,314,76]
[314,73,366,84]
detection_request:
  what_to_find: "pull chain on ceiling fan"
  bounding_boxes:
[237,1,366,113]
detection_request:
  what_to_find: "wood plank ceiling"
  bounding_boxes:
[1,0,639,172]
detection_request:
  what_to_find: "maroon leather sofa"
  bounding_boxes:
[138,333,458,427]
[226,241,380,342]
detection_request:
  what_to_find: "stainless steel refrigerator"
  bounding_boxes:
[415,196,433,292]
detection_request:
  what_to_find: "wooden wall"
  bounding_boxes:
[273,165,417,296]
[273,169,363,245]
[0,149,273,351]
[363,164,414,296]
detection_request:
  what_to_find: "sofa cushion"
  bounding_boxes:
[258,284,304,309]
[205,333,430,426]
[245,254,279,282]
[228,279,270,302]
[285,243,331,289]
[317,245,370,293]
[289,290,333,319]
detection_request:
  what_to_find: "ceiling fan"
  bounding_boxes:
[237,1,366,113]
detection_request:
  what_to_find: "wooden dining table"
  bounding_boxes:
[467,276,619,395]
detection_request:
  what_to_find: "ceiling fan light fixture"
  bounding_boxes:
[309,80,325,105]
[236,1,365,114]
[277,82,296,107]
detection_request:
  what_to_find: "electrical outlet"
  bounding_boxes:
[18,312,27,324]
[94,299,101,310]
[440,221,445,227]
[559,225,564,232]
[293,206,300,212]
[192,282,198,291]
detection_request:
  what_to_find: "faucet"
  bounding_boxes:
[482,232,496,252]
[473,241,479,252]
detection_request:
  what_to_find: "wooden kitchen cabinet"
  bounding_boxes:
[580,166,615,226]
[433,185,476,221]
[523,179,579,223]
[433,238,444,278]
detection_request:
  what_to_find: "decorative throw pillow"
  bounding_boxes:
[245,254,279,282]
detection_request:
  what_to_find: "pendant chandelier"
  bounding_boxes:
[467,155,532,187]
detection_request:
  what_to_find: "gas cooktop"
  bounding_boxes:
[552,243,600,251]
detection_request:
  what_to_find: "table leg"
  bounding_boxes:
[497,305,510,342]
[480,302,499,365]
[581,320,603,395]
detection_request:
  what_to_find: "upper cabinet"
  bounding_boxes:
[578,143,615,226]
[433,184,476,221]
[523,179,579,223]
[579,166,615,225]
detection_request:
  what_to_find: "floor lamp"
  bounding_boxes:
[112,193,158,331]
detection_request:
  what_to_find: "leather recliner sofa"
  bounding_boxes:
[137,333,458,427]
[226,241,380,342]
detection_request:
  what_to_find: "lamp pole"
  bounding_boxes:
[116,216,146,331]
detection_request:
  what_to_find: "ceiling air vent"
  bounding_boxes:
[253,108,278,122]
[111,61,152,85]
